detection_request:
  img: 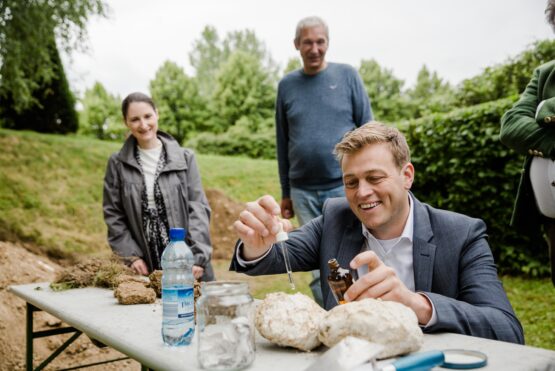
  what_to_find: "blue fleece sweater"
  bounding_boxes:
[275,62,372,198]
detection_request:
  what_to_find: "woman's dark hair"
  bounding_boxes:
[121,92,157,120]
[547,0,555,31]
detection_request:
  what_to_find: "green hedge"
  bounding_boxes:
[187,117,276,159]
[402,97,549,276]
[188,130,275,159]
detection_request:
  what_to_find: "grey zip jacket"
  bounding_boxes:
[103,131,214,281]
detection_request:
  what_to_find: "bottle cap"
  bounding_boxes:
[275,221,289,242]
[169,228,186,241]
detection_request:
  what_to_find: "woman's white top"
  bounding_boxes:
[138,144,163,209]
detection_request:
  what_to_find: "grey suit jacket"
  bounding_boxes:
[230,195,524,344]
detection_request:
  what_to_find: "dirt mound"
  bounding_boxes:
[207,188,245,259]
[0,187,245,370]
[0,242,139,370]
[0,241,59,370]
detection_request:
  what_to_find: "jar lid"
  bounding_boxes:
[201,281,250,296]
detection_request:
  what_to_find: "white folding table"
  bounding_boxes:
[9,282,555,371]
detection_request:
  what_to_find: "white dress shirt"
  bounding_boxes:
[358,198,415,291]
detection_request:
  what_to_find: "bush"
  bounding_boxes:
[402,97,549,276]
[187,116,276,159]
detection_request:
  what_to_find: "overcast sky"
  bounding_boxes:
[65,0,553,98]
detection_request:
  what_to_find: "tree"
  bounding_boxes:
[408,66,443,99]
[185,51,277,159]
[1,29,78,133]
[406,65,455,118]
[222,29,278,79]
[189,26,277,98]
[0,0,107,112]
[283,57,302,75]
[211,51,276,133]
[358,59,407,122]
[188,26,223,98]
[79,82,122,140]
[149,61,207,143]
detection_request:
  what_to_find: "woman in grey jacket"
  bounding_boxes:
[103,92,214,281]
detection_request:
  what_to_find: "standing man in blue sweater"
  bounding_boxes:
[275,16,372,305]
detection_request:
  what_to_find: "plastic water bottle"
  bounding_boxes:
[161,227,195,346]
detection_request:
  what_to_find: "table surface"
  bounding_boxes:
[9,282,555,371]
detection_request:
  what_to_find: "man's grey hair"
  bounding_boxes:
[295,16,329,43]
[547,0,555,32]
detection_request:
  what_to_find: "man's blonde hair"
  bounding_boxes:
[334,121,411,169]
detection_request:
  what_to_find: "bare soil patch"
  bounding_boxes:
[207,188,245,260]
[0,242,140,370]
[0,188,244,370]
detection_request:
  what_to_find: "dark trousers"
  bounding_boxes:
[546,219,555,287]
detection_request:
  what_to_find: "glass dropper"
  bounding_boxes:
[275,221,295,291]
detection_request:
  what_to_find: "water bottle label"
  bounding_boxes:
[162,287,194,320]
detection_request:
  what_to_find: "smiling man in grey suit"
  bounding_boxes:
[231,122,524,344]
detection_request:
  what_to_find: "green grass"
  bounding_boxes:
[502,276,555,350]
[197,154,280,203]
[212,260,313,299]
[0,129,118,255]
[0,128,281,256]
[0,128,553,350]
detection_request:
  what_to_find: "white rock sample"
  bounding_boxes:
[255,292,326,351]
[318,298,423,358]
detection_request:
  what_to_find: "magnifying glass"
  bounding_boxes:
[382,349,487,370]
[441,349,488,369]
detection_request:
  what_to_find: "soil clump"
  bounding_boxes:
[114,281,156,304]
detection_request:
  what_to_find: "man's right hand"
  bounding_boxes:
[281,197,295,219]
[233,195,293,260]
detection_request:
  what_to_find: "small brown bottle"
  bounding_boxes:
[327,258,354,305]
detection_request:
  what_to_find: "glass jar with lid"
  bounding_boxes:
[197,281,255,370]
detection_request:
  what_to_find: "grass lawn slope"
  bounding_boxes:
[0,128,280,257]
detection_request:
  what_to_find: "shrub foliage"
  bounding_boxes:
[403,98,549,276]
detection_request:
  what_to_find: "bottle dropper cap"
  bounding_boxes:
[275,220,289,242]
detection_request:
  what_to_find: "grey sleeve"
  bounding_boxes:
[229,216,323,274]
[184,150,212,268]
[102,155,143,262]
[423,219,524,344]
[351,68,373,125]
[275,86,291,199]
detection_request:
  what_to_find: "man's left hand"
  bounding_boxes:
[344,251,432,325]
